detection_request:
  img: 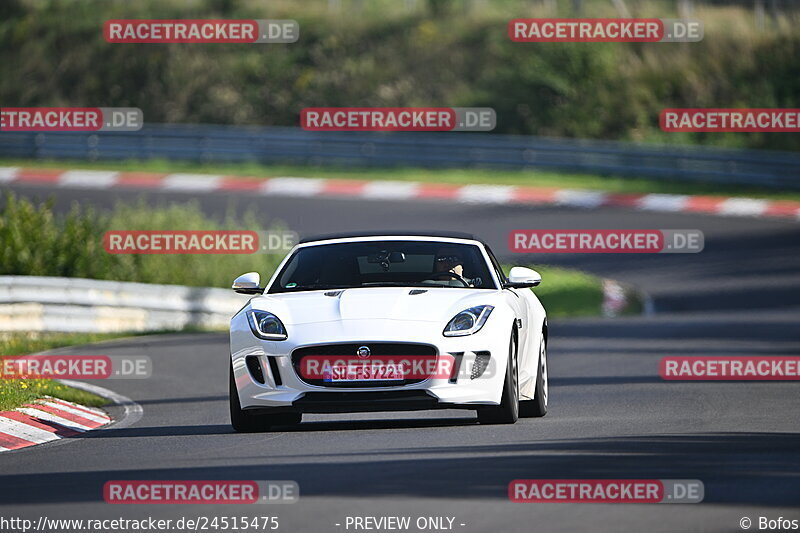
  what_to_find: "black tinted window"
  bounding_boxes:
[269,241,496,293]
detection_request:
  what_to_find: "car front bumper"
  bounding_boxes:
[230,316,511,412]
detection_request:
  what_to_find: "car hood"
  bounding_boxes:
[250,287,502,325]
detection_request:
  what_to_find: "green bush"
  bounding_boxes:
[0,193,285,288]
[527,265,605,318]
[0,1,798,151]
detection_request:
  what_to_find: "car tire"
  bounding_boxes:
[229,364,302,432]
[520,335,548,418]
[477,329,519,425]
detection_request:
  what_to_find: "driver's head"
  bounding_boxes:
[434,247,464,276]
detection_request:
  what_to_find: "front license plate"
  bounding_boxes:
[323,362,405,382]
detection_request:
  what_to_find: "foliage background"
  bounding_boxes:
[1,0,798,151]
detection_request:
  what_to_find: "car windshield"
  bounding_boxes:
[268,240,497,293]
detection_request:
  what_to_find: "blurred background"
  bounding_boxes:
[1,0,798,150]
[2,5,800,524]
[0,0,798,342]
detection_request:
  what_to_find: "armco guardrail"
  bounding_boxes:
[1,124,799,189]
[0,276,250,333]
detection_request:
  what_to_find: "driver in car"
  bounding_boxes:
[431,248,481,287]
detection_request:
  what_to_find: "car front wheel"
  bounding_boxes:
[477,329,519,425]
[520,335,548,418]
[229,364,301,432]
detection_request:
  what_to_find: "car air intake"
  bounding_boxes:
[245,355,266,384]
[448,352,464,383]
[267,357,283,386]
[471,351,491,380]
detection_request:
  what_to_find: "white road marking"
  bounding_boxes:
[362,181,420,200]
[457,185,515,204]
[0,167,19,183]
[718,198,768,217]
[58,379,143,430]
[41,401,109,425]
[262,177,326,196]
[162,174,222,191]
[59,170,119,189]
[17,407,90,432]
[0,416,58,444]
[554,189,609,208]
[637,194,690,212]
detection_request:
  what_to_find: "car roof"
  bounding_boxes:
[298,230,479,244]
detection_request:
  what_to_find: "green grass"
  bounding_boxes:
[503,265,641,318]
[0,378,107,412]
[0,332,138,411]
[3,158,798,202]
[527,266,603,318]
[0,331,140,357]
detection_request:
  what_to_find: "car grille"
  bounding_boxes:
[291,342,437,388]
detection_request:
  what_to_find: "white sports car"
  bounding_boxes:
[228,232,548,432]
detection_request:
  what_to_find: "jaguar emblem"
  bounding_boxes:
[356,346,371,358]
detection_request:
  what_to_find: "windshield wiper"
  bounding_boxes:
[361,281,447,288]
[281,284,357,291]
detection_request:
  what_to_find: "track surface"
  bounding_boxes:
[1,184,799,532]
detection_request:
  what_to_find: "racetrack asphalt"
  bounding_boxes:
[0,183,799,532]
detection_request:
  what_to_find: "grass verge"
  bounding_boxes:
[505,265,641,319]
[0,331,144,411]
[526,266,604,318]
[0,379,107,413]
[0,192,285,288]
[1,158,798,202]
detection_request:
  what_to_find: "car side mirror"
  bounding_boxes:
[505,266,541,288]
[232,272,264,294]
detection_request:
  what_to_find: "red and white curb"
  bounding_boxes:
[1,166,798,221]
[0,396,111,452]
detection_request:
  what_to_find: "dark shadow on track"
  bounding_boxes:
[132,395,227,406]
[2,432,798,506]
[81,417,477,439]
[552,376,663,386]
[270,416,477,432]
[80,424,235,438]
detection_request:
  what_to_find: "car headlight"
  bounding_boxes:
[247,310,288,340]
[443,305,494,337]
